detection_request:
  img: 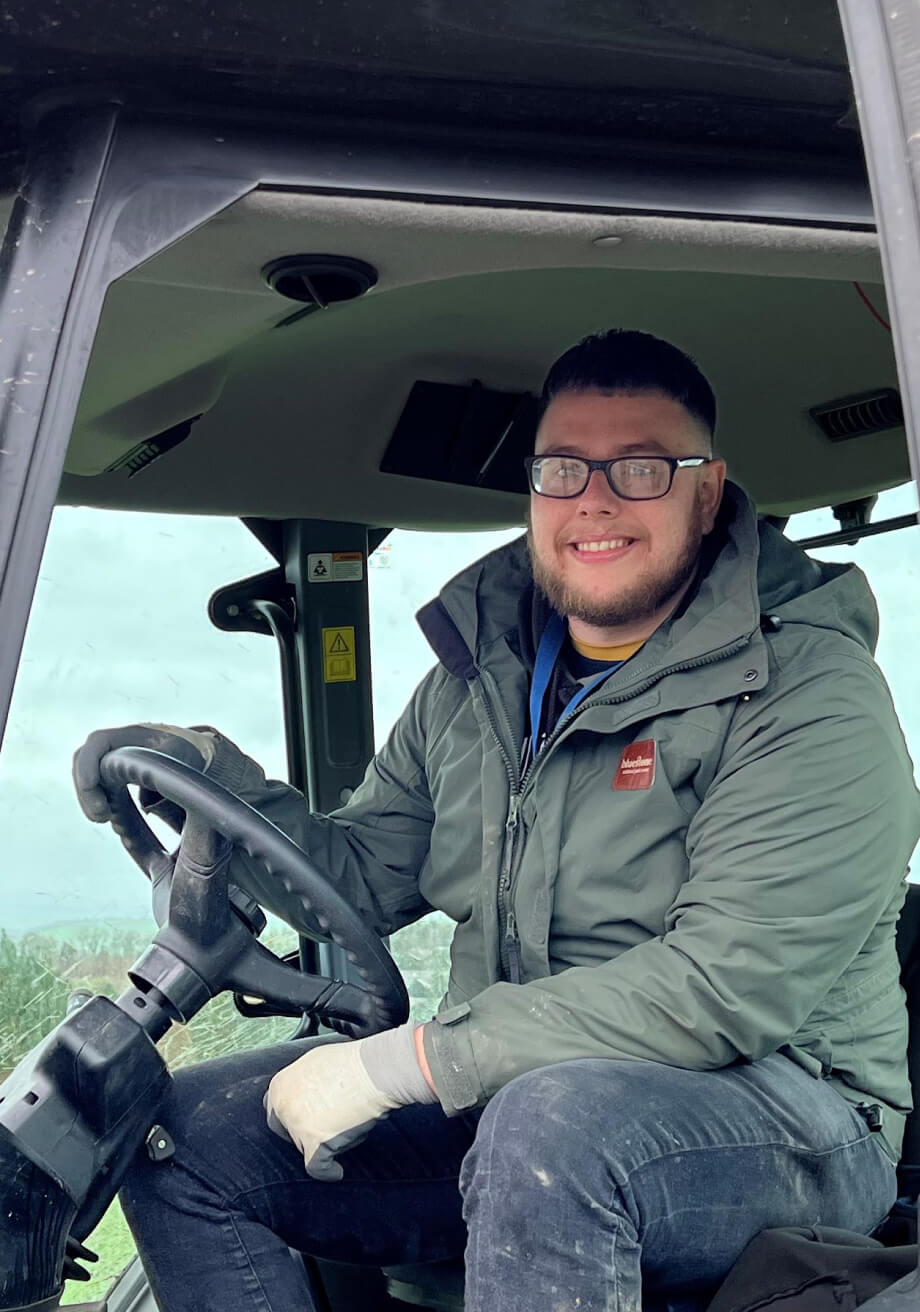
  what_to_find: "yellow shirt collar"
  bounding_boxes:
[569,633,644,663]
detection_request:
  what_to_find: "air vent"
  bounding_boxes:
[382,380,535,496]
[104,415,201,477]
[262,255,377,307]
[810,388,903,442]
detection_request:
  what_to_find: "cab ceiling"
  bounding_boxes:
[57,189,903,528]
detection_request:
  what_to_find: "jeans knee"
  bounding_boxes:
[481,1064,575,1138]
[461,1064,604,1204]
[121,1060,250,1222]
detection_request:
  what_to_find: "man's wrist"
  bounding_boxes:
[414,1022,436,1094]
[359,1021,437,1105]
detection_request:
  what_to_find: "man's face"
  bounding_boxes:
[528,389,726,638]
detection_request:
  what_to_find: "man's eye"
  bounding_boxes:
[555,460,583,479]
[625,461,657,479]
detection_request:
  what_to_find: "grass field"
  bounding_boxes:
[62,1201,136,1306]
[2,913,451,1302]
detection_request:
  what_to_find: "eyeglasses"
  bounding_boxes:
[524,454,712,500]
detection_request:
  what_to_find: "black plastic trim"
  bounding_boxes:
[0,104,256,747]
[134,108,875,224]
[838,1,920,502]
[794,512,917,551]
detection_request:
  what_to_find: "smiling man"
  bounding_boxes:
[76,330,920,1312]
[527,390,723,644]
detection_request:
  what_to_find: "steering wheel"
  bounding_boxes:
[97,745,410,1038]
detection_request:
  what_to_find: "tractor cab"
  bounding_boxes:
[0,2,919,1309]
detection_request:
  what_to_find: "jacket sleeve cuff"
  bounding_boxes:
[423,1002,487,1115]
[202,731,253,795]
[137,729,250,823]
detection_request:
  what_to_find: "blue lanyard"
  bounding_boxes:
[528,612,619,759]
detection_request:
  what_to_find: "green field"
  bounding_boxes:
[2,914,450,1302]
[62,1202,136,1306]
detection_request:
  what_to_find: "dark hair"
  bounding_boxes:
[539,329,716,440]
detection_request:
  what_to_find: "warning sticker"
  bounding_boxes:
[308,552,365,584]
[322,626,357,683]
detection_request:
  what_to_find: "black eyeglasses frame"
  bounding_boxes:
[524,454,713,500]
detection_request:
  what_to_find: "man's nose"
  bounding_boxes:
[576,467,623,513]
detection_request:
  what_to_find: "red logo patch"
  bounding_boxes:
[613,739,656,791]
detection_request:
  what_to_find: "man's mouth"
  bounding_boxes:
[569,537,636,559]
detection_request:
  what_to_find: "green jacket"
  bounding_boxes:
[217,483,919,1157]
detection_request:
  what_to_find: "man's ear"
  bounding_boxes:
[700,459,727,535]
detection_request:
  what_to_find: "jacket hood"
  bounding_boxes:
[417,481,880,676]
[755,517,879,654]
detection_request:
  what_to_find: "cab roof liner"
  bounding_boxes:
[56,192,902,527]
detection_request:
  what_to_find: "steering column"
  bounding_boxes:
[0,746,408,1309]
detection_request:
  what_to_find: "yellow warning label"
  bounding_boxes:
[322,626,356,683]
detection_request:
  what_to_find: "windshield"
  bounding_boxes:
[0,508,296,1301]
[0,488,916,1301]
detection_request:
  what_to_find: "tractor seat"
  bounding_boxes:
[896,883,920,1192]
[384,1260,465,1310]
[383,884,920,1310]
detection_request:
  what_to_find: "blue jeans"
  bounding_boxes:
[120,1042,896,1312]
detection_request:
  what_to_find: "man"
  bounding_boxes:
[74,331,919,1312]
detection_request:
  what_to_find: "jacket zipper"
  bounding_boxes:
[476,686,523,982]
[478,633,752,984]
[499,794,523,983]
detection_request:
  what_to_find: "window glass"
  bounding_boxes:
[0,505,295,1301]
[786,481,920,882]
[6,490,916,1301]
[369,525,522,1017]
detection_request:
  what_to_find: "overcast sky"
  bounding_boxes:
[1,482,918,937]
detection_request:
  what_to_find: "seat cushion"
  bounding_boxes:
[897,885,920,1169]
[383,1258,465,1310]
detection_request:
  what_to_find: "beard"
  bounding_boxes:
[527,498,706,630]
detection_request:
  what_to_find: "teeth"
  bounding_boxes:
[575,539,631,552]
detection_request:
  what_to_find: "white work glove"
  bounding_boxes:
[264,1023,437,1180]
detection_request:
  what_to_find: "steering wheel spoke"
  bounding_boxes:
[227,941,374,1033]
[97,746,409,1037]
